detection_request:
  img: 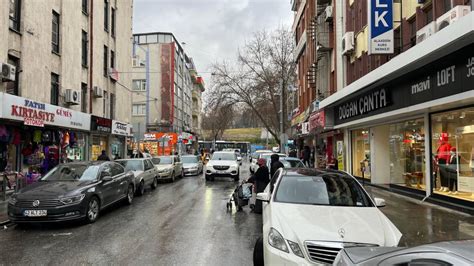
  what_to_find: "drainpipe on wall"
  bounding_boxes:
[89,2,94,114]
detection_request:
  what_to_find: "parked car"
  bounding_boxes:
[249,150,273,173]
[253,168,401,265]
[8,162,135,224]
[116,158,158,196]
[181,155,203,176]
[334,240,474,265]
[152,155,183,182]
[205,151,240,181]
[265,157,306,173]
[250,152,286,173]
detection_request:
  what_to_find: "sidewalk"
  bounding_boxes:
[0,197,8,225]
[366,186,474,247]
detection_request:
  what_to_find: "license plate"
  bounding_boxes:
[24,210,47,217]
[217,170,226,174]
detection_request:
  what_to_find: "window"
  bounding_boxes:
[82,30,88,67]
[426,8,433,23]
[351,129,371,179]
[111,7,116,37]
[81,83,88,113]
[82,0,88,15]
[104,0,109,31]
[6,56,19,96]
[103,45,108,76]
[110,163,124,176]
[132,104,146,116]
[110,50,115,68]
[9,0,21,31]
[389,119,425,191]
[51,73,60,106]
[431,107,474,202]
[132,79,146,91]
[52,11,60,53]
[103,91,108,117]
[409,20,416,47]
[110,93,115,120]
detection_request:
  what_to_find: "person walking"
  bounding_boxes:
[302,146,311,167]
[97,150,110,161]
[270,154,284,179]
[247,158,270,214]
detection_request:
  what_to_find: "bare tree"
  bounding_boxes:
[210,27,296,143]
[201,97,234,142]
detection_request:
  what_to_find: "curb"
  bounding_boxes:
[0,219,11,227]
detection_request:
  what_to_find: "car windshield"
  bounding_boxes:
[281,160,305,168]
[117,160,143,171]
[182,156,198,163]
[274,173,373,207]
[158,157,173,164]
[212,153,235,161]
[40,164,100,181]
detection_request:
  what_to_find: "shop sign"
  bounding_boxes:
[368,0,393,54]
[144,132,178,144]
[301,122,310,135]
[337,141,345,171]
[309,110,325,131]
[112,120,133,136]
[1,92,91,130]
[91,115,112,133]
[331,44,474,125]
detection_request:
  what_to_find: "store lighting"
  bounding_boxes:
[460,112,466,119]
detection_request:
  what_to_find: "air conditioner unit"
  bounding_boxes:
[342,32,354,55]
[325,6,333,22]
[65,89,81,105]
[416,21,436,44]
[436,5,471,32]
[93,86,103,98]
[1,62,16,82]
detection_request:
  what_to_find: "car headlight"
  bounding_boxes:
[8,194,18,205]
[268,228,289,253]
[287,240,304,258]
[160,168,172,173]
[60,194,86,205]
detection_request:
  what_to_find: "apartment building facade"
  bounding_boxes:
[0,0,134,174]
[131,32,203,155]
[292,0,474,212]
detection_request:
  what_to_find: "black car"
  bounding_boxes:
[8,161,135,224]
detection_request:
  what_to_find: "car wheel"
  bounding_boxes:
[253,236,264,266]
[170,172,175,182]
[137,180,145,196]
[234,172,240,182]
[205,174,210,181]
[125,184,134,205]
[151,177,158,189]
[86,197,100,223]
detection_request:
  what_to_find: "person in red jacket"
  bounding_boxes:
[436,134,451,192]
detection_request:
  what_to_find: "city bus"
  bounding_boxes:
[198,140,251,155]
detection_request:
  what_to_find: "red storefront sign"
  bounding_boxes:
[309,110,325,131]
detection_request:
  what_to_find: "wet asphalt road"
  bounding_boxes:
[1,162,473,265]
[0,162,261,265]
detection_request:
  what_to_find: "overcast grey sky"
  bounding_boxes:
[133,0,293,84]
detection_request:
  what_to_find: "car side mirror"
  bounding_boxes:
[374,197,386,207]
[257,192,270,202]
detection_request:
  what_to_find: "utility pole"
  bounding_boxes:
[279,80,287,154]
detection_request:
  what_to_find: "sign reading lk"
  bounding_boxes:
[368,0,394,54]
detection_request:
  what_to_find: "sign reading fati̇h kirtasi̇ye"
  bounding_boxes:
[368,0,394,54]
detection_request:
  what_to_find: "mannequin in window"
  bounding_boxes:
[447,147,461,194]
[436,134,451,192]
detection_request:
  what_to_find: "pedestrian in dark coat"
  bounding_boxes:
[270,154,284,179]
[302,146,311,167]
[248,158,270,214]
[97,150,110,161]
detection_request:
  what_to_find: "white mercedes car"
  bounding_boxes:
[254,168,402,265]
[205,151,240,181]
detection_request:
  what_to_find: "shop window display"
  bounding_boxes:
[351,129,371,179]
[431,107,474,202]
[389,119,425,190]
[91,136,108,161]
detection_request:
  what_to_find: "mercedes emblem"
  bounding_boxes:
[338,228,345,239]
[32,200,40,207]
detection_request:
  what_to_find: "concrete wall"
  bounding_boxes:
[0,0,133,123]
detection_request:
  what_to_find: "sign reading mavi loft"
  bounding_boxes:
[332,44,474,125]
[368,0,394,54]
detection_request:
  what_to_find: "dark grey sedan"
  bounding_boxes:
[8,161,135,224]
